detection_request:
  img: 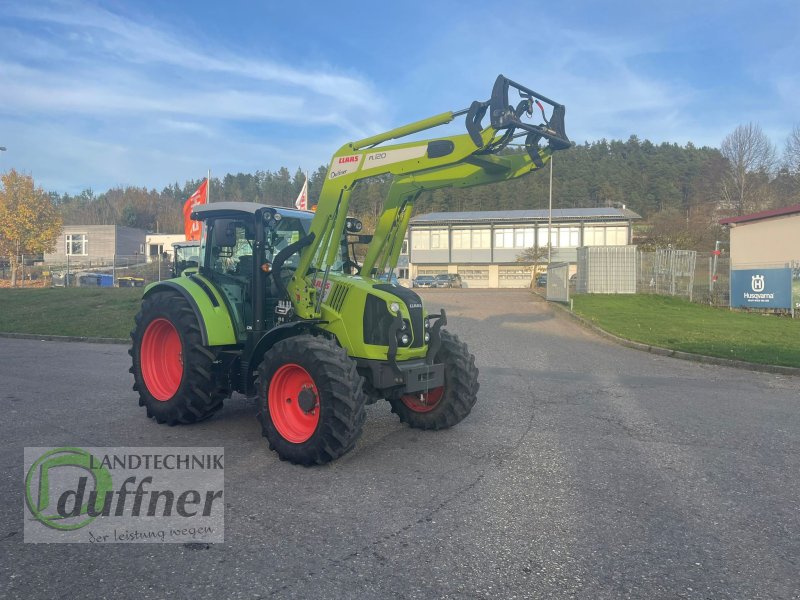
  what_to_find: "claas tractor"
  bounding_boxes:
[129,75,571,465]
[171,240,200,278]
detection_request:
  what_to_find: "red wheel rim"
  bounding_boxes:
[401,386,445,413]
[140,318,183,401]
[268,364,320,443]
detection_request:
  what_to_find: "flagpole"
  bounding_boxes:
[207,169,211,204]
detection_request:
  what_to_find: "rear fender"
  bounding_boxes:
[142,278,238,347]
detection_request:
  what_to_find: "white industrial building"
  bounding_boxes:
[407,207,641,288]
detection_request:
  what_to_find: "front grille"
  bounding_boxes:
[325,282,351,313]
[363,295,394,346]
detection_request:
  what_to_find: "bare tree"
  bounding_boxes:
[784,124,800,175]
[516,244,551,287]
[720,123,776,215]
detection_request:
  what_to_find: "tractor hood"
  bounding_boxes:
[314,274,428,361]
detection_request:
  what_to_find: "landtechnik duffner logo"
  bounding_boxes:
[24,447,224,543]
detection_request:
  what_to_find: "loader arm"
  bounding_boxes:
[288,74,572,319]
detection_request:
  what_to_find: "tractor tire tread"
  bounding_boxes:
[130,291,226,425]
[388,330,479,430]
[256,335,366,466]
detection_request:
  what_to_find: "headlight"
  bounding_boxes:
[400,334,410,345]
[389,302,400,313]
[424,332,430,342]
[424,319,431,329]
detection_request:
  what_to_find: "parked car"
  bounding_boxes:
[535,273,547,287]
[433,273,463,288]
[412,275,437,288]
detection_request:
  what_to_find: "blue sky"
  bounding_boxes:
[1,0,798,194]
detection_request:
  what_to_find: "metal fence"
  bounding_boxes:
[545,262,570,302]
[638,249,697,301]
[576,246,637,294]
[1,255,175,288]
[557,247,734,307]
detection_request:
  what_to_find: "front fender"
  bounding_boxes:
[143,276,238,347]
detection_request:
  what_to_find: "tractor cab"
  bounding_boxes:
[171,240,200,278]
[191,202,318,336]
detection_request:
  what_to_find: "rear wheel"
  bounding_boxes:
[388,330,479,430]
[129,292,226,425]
[257,335,367,465]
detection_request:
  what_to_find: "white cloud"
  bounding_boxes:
[0,1,388,192]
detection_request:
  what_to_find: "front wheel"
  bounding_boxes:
[388,330,479,430]
[257,335,367,465]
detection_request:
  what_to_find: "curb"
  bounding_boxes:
[538,293,800,378]
[0,332,129,345]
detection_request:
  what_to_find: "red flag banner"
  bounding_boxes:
[183,179,208,240]
[294,177,308,211]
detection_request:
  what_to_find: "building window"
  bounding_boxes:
[412,229,449,251]
[412,231,429,250]
[494,228,513,248]
[606,226,628,245]
[430,229,448,249]
[401,239,409,255]
[583,225,628,246]
[452,229,470,249]
[471,229,490,249]
[537,227,550,248]
[66,233,88,256]
[562,227,580,247]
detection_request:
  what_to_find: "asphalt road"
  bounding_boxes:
[2,289,799,599]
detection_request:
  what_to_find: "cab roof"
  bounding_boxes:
[191,201,313,221]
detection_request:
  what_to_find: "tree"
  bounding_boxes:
[516,244,551,286]
[638,209,724,252]
[720,123,777,215]
[785,124,800,175]
[0,170,63,286]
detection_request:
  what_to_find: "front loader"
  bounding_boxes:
[129,75,572,465]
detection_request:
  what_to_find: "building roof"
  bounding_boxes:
[410,207,641,225]
[719,203,800,226]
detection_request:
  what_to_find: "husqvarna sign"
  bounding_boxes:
[730,268,792,308]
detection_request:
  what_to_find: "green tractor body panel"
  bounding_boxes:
[143,274,238,347]
[315,273,427,362]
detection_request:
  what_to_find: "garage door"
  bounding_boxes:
[457,267,489,288]
[499,266,534,288]
[416,267,446,277]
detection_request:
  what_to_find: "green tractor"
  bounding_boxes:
[129,75,571,465]
[171,240,200,278]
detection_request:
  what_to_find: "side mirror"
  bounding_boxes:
[211,220,236,247]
